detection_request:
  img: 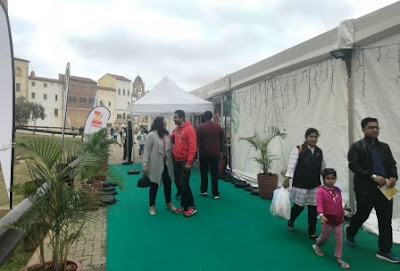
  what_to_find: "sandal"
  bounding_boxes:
[309,234,317,240]
[312,244,325,256]
[337,259,350,269]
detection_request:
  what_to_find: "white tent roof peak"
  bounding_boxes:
[129,76,213,115]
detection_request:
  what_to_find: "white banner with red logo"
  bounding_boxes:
[0,2,14,205]
[83,106,111,134]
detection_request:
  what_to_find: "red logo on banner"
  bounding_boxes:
[91,111,103,128]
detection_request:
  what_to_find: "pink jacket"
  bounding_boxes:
[316,185,345,216]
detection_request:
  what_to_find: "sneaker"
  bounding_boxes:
[166,203,177,211]
[214,196,220,200]
[312,244,325,257]
[174,207,185,214]
[149,206,156,215]
[287,221,294,231]
[184,208,197,217]
[344,225,355,247]
[376,251,400,263]
[199,192,208,196]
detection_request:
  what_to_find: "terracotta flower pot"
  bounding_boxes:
[257,173,278,199]
[21,259,82,271]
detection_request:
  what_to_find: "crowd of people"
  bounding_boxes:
[142,109,224,217]
[282,117,399,268]
[135,112,399,268]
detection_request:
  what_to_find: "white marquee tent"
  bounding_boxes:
[128,76,213,116]
[192,2,400,244]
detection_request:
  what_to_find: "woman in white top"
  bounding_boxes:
[283,128,326,239]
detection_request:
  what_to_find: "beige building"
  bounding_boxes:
[14,58,30,99]
[97,86,116,125]
[98,73,132,129]
[28,71,63,127]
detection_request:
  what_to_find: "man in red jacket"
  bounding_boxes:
[196,111,224,199]
[171,110,197,217]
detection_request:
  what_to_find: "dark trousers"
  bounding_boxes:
[149,166,172,206]
[123,141,127,160]
[173,160,195,209]
[139,144,145,156]
[347,188,393,253]
[289,204,317,235]
[199,155,219,196]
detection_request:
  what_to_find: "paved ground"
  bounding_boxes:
[67,208,107,271]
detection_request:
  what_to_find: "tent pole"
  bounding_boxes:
[128,113,140,175]
[345,55,356,210]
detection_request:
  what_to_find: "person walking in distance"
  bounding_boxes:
[345,117,399,263]
[196,111,224,199]
[171,110,197,217]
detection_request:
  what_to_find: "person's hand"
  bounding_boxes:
[282,178,290,188]
[388,177,397,188]
[374,175,387,186]
[321,215,328,224]
[142,166,148,174]
[185,164,192,171]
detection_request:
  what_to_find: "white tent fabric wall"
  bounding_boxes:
[351,32,400,242]
[231,60,350,202]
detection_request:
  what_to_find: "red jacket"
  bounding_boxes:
[170,121,197,165]
[316,185,345,215]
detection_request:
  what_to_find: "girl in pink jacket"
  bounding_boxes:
[312,168,350,269]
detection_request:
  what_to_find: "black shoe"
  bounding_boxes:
[344,225,355,247]
[376,251,400,263]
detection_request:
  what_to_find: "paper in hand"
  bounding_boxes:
[379,179,398,201]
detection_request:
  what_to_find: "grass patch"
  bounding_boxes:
[0,242,33,271]
[0,131,81,208]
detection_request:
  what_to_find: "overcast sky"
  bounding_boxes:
[8,0,400,91]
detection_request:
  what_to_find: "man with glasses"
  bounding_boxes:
[345,117,399,263]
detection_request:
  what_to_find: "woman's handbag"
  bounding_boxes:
[137,174,151,188]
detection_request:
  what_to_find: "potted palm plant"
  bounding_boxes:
[4,130,124,271]
[239,127,286,199]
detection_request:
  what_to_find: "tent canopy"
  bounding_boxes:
[129,76,214,115]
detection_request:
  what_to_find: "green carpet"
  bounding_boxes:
[107,164,400,271]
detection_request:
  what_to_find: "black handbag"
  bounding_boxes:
[137,174,151,188]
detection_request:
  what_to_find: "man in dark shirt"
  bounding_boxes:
[346,117,399,263]
[196,111,224,199]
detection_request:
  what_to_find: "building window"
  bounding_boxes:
[109,102,111,106]
[31,92,36,99]
[128,102,130,106]
[123,113,126,119]
[142,86,144,91]
[117,114,122,119]
[44,83,47,87]
[89,98,94,105]
[118,89,121,95]
[79,97,86,104]
[15,67,21,76]
[69,96,77,102]
[16,83,20,92]
[54,109,59,116]
[55,95,58,101]
[31,81,35,87]
[123,89,125,96]
[43,94,47,100]
[128,90,130,96]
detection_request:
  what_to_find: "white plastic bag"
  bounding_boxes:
[270,187,291,220]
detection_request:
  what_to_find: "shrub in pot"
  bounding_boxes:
[239,127,286,199]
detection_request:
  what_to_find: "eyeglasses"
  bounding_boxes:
[366,126,381,130]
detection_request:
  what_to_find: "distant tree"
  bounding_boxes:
[15,97,45,125]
